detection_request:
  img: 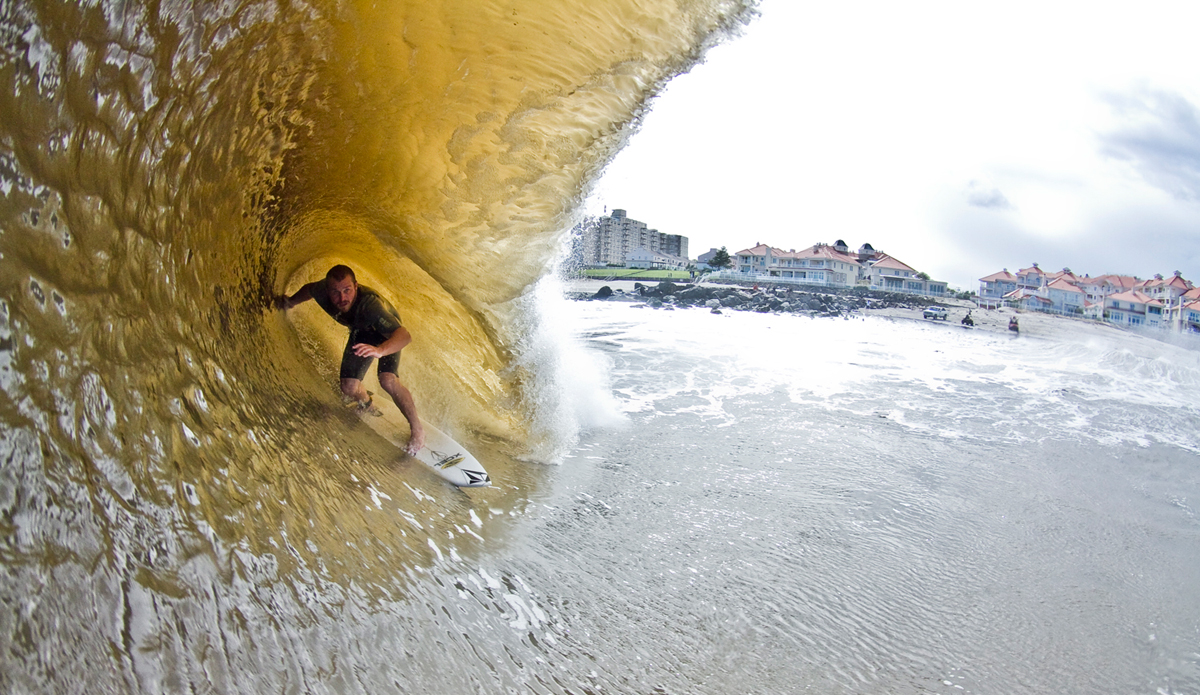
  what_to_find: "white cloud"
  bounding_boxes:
[965,181,1013,210]
[1100,88,1200,201]
[588,0,1200,290]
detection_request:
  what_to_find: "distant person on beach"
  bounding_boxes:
[276,265,425,455]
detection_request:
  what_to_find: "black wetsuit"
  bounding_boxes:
[311,282,404,380]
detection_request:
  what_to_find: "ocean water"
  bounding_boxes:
[4,0,1200,691]
[548,301,1200,694]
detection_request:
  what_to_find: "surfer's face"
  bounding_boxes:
[328,276,357,312]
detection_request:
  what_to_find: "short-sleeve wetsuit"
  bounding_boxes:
[311,282,405,380]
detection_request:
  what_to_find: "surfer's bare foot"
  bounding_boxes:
[405,427,425,456]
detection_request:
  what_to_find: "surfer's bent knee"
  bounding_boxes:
[378,370,406,394]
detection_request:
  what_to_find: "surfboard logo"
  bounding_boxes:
[430,450,465,469]
[463,469,490,485]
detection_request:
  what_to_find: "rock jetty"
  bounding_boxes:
[568,281,934,318]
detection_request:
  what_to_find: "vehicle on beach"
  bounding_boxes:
[923,306,948,320]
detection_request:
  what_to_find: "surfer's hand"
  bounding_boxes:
[275,295,293,310]
[351,343,383,359]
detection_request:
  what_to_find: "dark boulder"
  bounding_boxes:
[677,285,714,301]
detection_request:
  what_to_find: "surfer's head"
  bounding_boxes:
[326,265,358,313]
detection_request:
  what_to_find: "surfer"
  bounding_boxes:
[276,265,425,455]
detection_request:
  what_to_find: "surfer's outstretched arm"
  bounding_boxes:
[276,282,317,310]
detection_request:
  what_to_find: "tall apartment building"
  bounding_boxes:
[576,209,689,267]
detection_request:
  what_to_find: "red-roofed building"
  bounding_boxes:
[1083,299,1105,321]
[1105,290,1165,328]
[728,241,946,295]
[1045,267,1082,286]
[783,244,862,287]
[734,243,773,275]
[1098,274,1140,291]
[1045,278,1086,315]
[985,267,1088,315]
[732,243,862,288]
[1016,263,1047,291]
[1136,271,1193,303]
[1173,300,1200,333]
[978,269,1018,309]
[1162,283,1200,332]
[1058,273,1139,304]
[1004,287,1052,311]
[1077,276,1114,303]
[863,254,948,296]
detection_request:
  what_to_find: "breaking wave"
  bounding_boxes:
[0,0,752,689]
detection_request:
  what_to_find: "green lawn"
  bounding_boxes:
[579,268,692,280]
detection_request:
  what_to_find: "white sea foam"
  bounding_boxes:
[515,276,628,463]
[570,302,1200,452]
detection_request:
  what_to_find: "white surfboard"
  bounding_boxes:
[352,398,491,487]
[412,422,491,488]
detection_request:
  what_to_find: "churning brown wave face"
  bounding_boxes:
[0,0,752,688]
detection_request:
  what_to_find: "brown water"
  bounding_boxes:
[0,0,752,690]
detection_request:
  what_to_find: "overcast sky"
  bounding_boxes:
[585,0,1200,291]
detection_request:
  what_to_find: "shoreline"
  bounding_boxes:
[562,278,1136,341]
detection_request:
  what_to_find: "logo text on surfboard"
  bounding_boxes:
[429,450,465,469]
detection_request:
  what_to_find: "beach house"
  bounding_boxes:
[862,254,948,296]
[1016,263,1047,291]
[731,242,862,289]
[1163,287,1200,332]
[733,243,772,277]
[779,244,862,288]
[1044,278,1086,315]
[1105,290,1165,328]
[977,269,1018,309]
[1076,275,1139,304]
[1137,272,1192,303]
[727,241,945,295]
